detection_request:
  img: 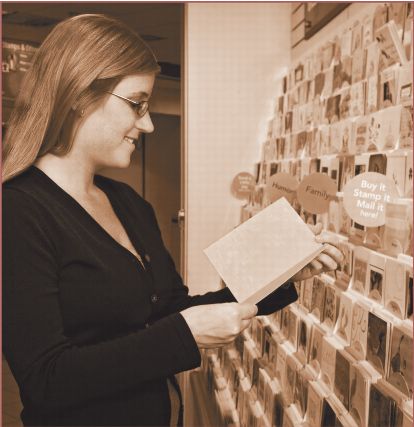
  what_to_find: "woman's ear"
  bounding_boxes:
[72,106,85,117]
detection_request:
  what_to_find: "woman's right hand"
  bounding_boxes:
[180,302,258,349]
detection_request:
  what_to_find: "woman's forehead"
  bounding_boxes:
[113,74,155,96]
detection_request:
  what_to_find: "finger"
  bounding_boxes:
[316,253,338,271]
[315,232,340,249]
[321,243,344,265]
[310,259,323,272]
[239,303,258,319]
[308,222,323,236]
[299,265,312,278]
[240,319,252,332]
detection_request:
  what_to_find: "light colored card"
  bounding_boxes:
[309,324,325,376]
[365,42,380,78]
[386,153,407,197]
[340,28,352,58]
[367,251,386,304]
[366,76,379,113]
[311,277,326,322]
[384,257,407,319]
[378,104,402,150]
[387,325,413,397]
[400,106,413,149]
[306,381,324,427]
[379,65,398,110]
[351,49,365,83]
[321,336,341,392]
[404,153,412,197]
[349,363,370,427]
[397,61,413,105]
[350,81,365,116]
[353,119,369,155]
[349,300,369,360]
[362,15,374,48]
[334,292,354,345]
[334,349,354,410]
[323,284,338,330]
[366,311,390,376]
[352,246,370,295]
[204,197,324,304]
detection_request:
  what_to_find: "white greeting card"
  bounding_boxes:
[204,197,324,304]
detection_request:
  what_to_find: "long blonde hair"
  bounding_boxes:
[3,14,160,182]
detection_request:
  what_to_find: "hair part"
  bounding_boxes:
[3,14,160,182]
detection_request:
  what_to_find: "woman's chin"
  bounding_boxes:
[98,157,132,171]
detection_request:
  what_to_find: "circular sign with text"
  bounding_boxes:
[265,172,299,203]
[297,173,337,214]
[231,172,256,200]
[342,172,398,227]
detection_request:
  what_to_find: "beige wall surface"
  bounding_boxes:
[185,3,291,295]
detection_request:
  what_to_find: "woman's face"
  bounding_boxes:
[73,73,155,170]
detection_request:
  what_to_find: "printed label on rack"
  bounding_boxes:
[265,172,299,203]
[296,173,337,214]
[231,172,256,200]
[342,172,398,227]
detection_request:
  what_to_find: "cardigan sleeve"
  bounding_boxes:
[3,188,201,411]
[141,199,298,316]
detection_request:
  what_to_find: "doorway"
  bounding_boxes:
[101,112,181,270]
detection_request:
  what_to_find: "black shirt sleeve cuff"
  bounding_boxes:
[256,282,298,315]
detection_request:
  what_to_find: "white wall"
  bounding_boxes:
[185,3,291,295]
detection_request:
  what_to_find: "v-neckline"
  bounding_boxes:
[30,166,148,269]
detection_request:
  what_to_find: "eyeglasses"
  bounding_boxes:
[106,92,149,117]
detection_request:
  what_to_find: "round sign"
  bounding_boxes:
[265,172,299,203]
[342,172,398,227]
[296,173,337,214]
[231,172,256,200]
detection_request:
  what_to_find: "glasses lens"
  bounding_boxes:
[136,101,148,117]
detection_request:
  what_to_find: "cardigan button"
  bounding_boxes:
[150,294,159,303]
[144,254,151,263]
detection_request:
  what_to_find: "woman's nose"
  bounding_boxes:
[136,112,154,134]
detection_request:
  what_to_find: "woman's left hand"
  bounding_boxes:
[290,223,344,282]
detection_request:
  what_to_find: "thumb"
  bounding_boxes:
[308,222,323,236]
[239,303,258,319]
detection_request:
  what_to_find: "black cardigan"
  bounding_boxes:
[3,166,297,426]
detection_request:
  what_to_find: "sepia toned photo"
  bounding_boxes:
[2,2,412,427]
[335,293,353,345]
[311,277,326,321]
[368,265,384,303]
[349,364,369,427]
[349,301,369,360]
[387,326,413,398]
[367,312,389,375]
[353,256,368,294]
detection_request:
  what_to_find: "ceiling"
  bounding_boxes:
[2,2,183,66]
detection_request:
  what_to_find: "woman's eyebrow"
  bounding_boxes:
[129,91,150,98]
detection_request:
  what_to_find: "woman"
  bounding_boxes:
[3,14,342,427]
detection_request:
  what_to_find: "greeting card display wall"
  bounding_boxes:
[199,4,413,427]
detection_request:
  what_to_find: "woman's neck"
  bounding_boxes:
[34,153,97,197]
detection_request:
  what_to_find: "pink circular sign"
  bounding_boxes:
[297,173,337,214]
[265,172,299,203]
[231,172,256,200]
[342,172,398,227]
